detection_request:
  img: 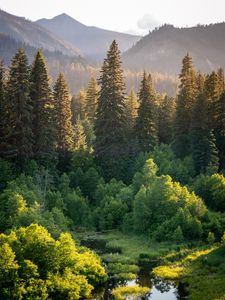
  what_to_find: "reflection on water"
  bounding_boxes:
[81,238,188,300]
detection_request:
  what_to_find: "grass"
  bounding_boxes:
[77,230,225,299]
[76,230,188,283]
[153,244,225,300]
[79,230,185,262]
[112,285,150,300]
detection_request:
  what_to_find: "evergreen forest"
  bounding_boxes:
[0,41,225,299]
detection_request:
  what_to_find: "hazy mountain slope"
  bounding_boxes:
[123,23,225,74]
[0,9,81,56]
[36,13,140,59]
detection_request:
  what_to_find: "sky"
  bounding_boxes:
[0,0,225,35]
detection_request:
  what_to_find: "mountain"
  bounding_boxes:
[36,13,140,59]
[0,9,81,56]
[0,32,96,93]
[123,23,225,74]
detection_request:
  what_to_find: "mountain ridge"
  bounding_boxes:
[123,23,225,74]
[36,13,140,59]
[0,9,81,57]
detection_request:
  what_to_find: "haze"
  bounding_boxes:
[0,0,225,35]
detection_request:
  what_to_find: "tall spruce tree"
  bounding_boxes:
[53,73,74,153]
[71,89,86,125]
[74,115,87,150]
[173,54,197,158]
[134,72,158,152]
[30,49,55,163]
[217,68,224,95]
[0,61,8,158]
[6,48,33,167]
[94,40,128,179]
[125,88,139,129]
[204,71,220,130]
[191,92,219,174]
[216,91,225,169]
[85,77,99,124]
[158,95,175,145]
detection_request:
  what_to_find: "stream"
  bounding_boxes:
[81,237,188,300]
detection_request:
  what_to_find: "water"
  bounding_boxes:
[81,237,188,300]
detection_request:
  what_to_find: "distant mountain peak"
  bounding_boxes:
[36,14,140,59]
[0,9,81,56]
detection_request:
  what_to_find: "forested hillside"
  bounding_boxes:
[0,40,225,299]
[123,23,225,73]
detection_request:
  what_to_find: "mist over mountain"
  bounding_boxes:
[123,23,225,74]
[0,9,81,57]
[36,13,140,59]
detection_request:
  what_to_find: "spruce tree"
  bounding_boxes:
[158,95,175,145]
[94,40,128,179]
[217,68,224,95]
[53,73,74,153]
[216,91,225,169]
[85,77,99,125]
[125,88,138,129]
[6,48,33,167]
[134,72,158,152]
[191,93,219,174]
[0,61,7,158]
[173,54,197,158]
[30,49,55,163]
[74,115,87,150]
[71,89,86,125]
[204,71,220,130]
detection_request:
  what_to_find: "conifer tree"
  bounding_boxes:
[191,92,219,174]
[216,91,225,169]
[71,89,86,125]
[158,95,175,145]
[0,62,7,158]
[173,54,197,158]
[30,49,55,163]
[204,71,220,130]
[74,115,87,150]
[85,77,99,124]
[94,40,128,179]
[134,72,158,152]
[53,73,74,153]
[6,49,33,167]
[125,88,138,129]
[217,68,224,95]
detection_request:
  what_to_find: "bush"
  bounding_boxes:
[0,224,107,299]
[193,174,225,212]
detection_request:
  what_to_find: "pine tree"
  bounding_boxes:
[204,71,220,130]
[71,89,86,125]
[94,40,128,179]
[53,73,74,153]
[173,54,197,158]
[74,115,87,150]
[6,48,33,167]
[216,91,225,169]
[158,95,175,145]
[191,92,219,174]
[217,68,224,95]
[125,88,138,129]
[30,49,55,163]
[134,72,158,152]
[0,61,8,158]
[85,77,99,124]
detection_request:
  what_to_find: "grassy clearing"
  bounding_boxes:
[81,230,185,261]
[76,230,188,282]
[153,245,225,300]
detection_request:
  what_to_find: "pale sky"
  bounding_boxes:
[0,0,224,35]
